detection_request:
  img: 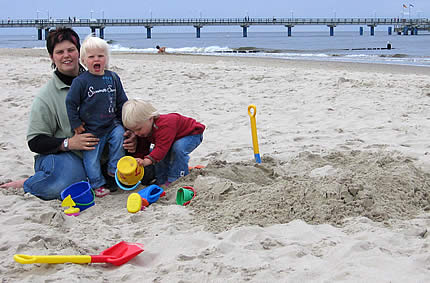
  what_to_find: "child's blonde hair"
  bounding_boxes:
[122,99,160,129]
[80,34,110,68]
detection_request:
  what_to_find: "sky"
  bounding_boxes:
[1,0,429,20]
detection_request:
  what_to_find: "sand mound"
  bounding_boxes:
[173,150,430,232]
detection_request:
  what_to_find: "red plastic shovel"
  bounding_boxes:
[14,241,144,266]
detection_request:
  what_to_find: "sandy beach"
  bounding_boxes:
[1,48,430,282]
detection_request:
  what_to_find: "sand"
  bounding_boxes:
[1,48,430,282]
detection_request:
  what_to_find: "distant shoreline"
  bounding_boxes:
[1,47,429,75]
[1,29,430,68]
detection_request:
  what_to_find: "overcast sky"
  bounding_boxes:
[1,0,429,20]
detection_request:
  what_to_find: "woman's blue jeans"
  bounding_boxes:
[23,152,87,200]
[155,134,203,184]
[23,125,125,200]
[83,124,125,189]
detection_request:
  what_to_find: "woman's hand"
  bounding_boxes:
[68,132,99,151]
[123,130,137,153]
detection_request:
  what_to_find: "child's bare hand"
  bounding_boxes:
[135,158,144,166]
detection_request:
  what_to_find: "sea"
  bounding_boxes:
[1,27,430,67]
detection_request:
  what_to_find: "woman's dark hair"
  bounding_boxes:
[46,27,80,56]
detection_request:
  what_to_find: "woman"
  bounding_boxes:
[0,28,136,200]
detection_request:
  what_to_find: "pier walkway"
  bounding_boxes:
[1,17,429,39]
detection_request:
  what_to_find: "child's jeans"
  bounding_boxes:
[155,134,203,184]
[83,124,125,189]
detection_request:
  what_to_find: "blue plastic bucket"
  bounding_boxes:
[137,184,164,205]
[61,181,95,211]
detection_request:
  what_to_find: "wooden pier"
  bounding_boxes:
[0,17,429,39]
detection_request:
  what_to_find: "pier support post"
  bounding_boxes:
[285,25,293,37]
[242,26,248,37]
[194,25,203,38]
[403,26,408,35]
[144,26,153,39]
[359,27,363,36]
[91,27,96,35]
[370,25,375,36]
[38,29,42,40]
[414,27,418,35]
[99,28,104,39]
[328,25,335,36]
[44,28,49,40]
[388,26,392,35]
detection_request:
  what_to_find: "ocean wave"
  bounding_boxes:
[380,53,408,58]
[110,44,232,54]
[108,43,430,67]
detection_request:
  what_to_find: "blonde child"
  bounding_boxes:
[122,99,205,187]
[66,35,128,197]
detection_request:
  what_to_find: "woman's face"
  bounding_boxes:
[50,40,80,77]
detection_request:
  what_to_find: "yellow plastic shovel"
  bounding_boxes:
[14,241,144,266]
[248,104,261,163]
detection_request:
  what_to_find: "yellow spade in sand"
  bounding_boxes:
[61,195,80,216]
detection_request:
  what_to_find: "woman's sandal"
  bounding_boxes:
[94,186,110,198]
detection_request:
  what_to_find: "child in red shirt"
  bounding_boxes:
[122,99,205,187]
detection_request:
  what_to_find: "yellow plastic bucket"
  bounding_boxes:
[115,156,144,190]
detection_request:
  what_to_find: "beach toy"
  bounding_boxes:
[115,156,144,191]
[247,104,261,163]
[14,241,144,266]
[126,185,165,213]
[188,165,205,170]
[61,195,80,216]
[60,181,95,212]
[137,184,165,207]
[176,186,196,206]
[127,193,144,213]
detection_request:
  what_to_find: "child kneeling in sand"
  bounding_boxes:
[122,99,205,187]
[66,35,128,197]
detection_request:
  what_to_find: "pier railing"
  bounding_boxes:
[1,17,428,39]
[1,17,429,27]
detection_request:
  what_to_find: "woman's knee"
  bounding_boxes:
[24,175,66,200]
[25,153,87,200]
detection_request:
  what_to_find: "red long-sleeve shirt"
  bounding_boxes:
[134,113,205,162]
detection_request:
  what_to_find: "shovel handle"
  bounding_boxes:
[247,104,261,163]
[14,254,92,264]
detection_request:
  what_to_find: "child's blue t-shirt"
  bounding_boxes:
[66,70,128,137]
